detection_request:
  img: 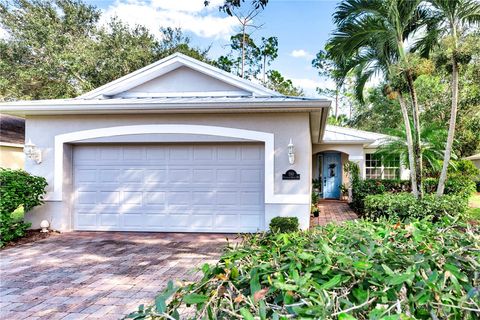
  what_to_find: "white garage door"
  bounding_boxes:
[73,143,264,232]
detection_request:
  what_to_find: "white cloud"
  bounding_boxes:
[290,49,313,59]
[289,77,335,97]
[100,0,237,40]
[150,0,224,13]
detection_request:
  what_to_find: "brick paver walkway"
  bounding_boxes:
[310,200,358,227]
[0,232,233,320]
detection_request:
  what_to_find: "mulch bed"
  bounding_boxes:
[1,229,61,249]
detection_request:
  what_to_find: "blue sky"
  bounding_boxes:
[86,0,339,96]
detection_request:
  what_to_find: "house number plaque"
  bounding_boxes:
[282,169,300,180]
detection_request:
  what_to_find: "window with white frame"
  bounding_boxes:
[365,153,400,179]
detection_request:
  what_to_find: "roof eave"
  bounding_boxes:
[1,100,330,116]
[317,139,375,145]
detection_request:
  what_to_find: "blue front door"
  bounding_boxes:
[323,153,341,199]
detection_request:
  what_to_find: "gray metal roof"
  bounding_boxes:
[0,95,325,106]
[322,125,391,146]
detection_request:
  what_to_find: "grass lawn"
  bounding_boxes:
[468,193,480,220]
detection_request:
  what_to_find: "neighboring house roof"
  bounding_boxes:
[0,52,330,143]
[0,114,25,146]
[465,153,480,161]
[321,125,391,147]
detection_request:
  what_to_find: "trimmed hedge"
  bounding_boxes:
[269,217,299,233]
[127,218,480,319]
[364,193,469,221]
[351,176,476,216]
[0,169,47,246]
[350,179,411,214]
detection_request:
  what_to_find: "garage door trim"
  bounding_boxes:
[51,124,310,205]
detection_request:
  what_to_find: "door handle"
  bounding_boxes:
[323,177,326,186]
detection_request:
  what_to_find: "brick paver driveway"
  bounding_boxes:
[0,232,233,319]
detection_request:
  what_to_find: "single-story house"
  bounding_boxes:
[465,153,480,170]
[1,53,408,232]
[0,114,25,169]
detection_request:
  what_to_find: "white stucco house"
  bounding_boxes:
[1,53,408,232]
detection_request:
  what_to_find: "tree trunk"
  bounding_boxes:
[335,88,339,119]
[437,57,459,196]
[405,70,423,198]
[398,92,419,198]
[263,54,266,83]
[241,24,246,78]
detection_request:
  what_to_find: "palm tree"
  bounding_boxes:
[375,123,454,175]
[414,0,480,196]
[327,0,428,197]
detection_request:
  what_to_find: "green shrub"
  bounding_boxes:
[450,159,480,178]
[127,218,480,319]
[364,193,417,220]
[364,193,468,221]
[424,176,476,199]
[350,179,387,214]
[350,179,411,215]
[0,169,47,246]
[269,217,299,233]
[352,176,474,216]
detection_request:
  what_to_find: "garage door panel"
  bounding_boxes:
[193,146,215,160]
[99,214,119,227]
[214,214,238,228]
[216,169,237,182]
[123,214,143,227]
[74,143,264,232]
[169,146,191,160]
[122,191,143,205]
[241,215,263,228]
[169,169,191,182]
[100,147,121,160]
[144,191,166,205]
[123,146,145,160]
[144,170,167,182]
[241,145,262,160]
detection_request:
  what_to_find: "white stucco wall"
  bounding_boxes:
[125,67,248,95]
[24,112,313,231]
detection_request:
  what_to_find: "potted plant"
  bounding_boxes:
[340,184,349,201]
[311,205,320,217]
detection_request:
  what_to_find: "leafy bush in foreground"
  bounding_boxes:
[364,193,469,222]
[127,219,480,319]
[0,169,47,245]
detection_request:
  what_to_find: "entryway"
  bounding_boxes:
[316,152,342,199]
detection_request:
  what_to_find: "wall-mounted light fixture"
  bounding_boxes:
[288,138,295,165]
[24,139,42,164]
